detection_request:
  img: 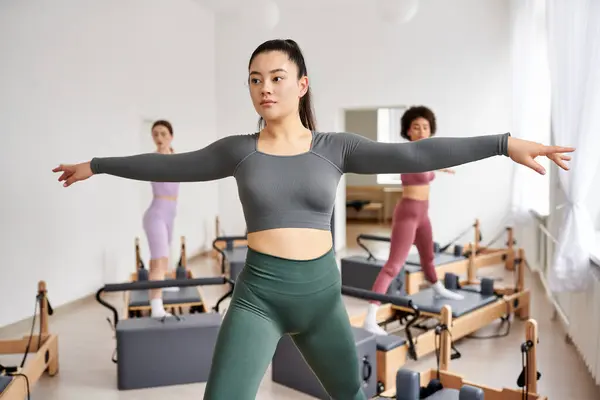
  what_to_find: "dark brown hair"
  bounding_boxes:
[152,120,174,153]
[248,39,316,131]
[400,106,437,141]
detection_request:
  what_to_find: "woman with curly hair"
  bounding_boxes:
[363,106,465,336]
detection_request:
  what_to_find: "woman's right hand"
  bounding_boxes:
[52,161,93,187]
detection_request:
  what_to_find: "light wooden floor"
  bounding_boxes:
[1,222,599,399]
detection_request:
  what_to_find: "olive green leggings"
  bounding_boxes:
[203,247,367,400]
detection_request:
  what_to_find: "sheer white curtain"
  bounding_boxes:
[508,0,551,225]
[547,0,600,292]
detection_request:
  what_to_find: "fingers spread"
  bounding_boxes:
[524,157,546,175]
[540,145,576,155]
[548,154,570,171]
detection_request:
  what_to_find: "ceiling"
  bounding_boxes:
[192,0,374,13]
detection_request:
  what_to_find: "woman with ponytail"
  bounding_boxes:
[54,38,574,399]
[142,119,180,318]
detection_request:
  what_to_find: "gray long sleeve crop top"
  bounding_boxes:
[90,131,510,233]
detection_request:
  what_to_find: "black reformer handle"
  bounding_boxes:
[212,235,248,244]
[341,286,415,310]
[356,234,391,261]
[103,277,228,292]
[356,234,391,243]
[96,276,235,327]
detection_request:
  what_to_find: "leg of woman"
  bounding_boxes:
[143,211,171,317]
[414,210,463,300]
[203,280,283,400]
[363,199,420,335]
[160,212,180,293]
[292,293,368,400]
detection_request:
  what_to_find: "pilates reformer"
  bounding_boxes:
[96,276,233,390]
[344,247,530,394]
[210,231,248,312]
[342,220,517,296]
[376,316,545,400]
[212,234,248,280]
[124,236,207,318]
[0,281,59,400]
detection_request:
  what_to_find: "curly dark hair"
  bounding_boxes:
[400,106,437,141]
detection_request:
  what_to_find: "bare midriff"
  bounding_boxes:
[400,184,430,201]
[154,195,178,201]
[247,228,333,260]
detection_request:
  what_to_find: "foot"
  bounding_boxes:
[150,298,173,318]
[362,303,388,336]
[151,309,173,319]
[431,281,464,300]
[363,320,388,336]
[162,287,180,292]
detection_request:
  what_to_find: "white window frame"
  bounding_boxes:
[376,107,406,185]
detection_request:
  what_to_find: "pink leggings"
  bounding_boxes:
[370,198,436,304]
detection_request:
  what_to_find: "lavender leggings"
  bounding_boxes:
[143,198,177,260]
[371,198,436,303]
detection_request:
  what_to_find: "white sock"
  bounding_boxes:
[162,286,180,292]
[431,281,464,300]
[150,298,172,318]
[362,303,388,336]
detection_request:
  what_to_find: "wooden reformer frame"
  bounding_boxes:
[0,281,59,399]
[378,314,545,399]
[348,247,531,393]
[403,220,517,294]
[122,236,207,319]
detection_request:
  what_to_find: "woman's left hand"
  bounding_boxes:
[507,137,575,175]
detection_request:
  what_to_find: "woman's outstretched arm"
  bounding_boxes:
[341,132,510,174]
[53,134,253,187]
[340,131,573,175]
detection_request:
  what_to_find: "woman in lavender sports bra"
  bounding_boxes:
[363,106,463,336]
[144,120,180,318]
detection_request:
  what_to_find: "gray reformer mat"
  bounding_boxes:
[405,284,497,318]
[385,388,478,400]
[393,369,484,400]
[128,286,202,308]
[341,255,405,296]
[116,313,221,390]
[0,375,12,393]
[341,251,464,297]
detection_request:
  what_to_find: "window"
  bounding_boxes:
[376,107,406,185]
[511,0,552,217]
[526,0,551,217]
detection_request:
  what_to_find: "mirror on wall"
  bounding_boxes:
[343,106,406,228]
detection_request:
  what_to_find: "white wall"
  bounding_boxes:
[0,0,216,327]
[214,0,513,249]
